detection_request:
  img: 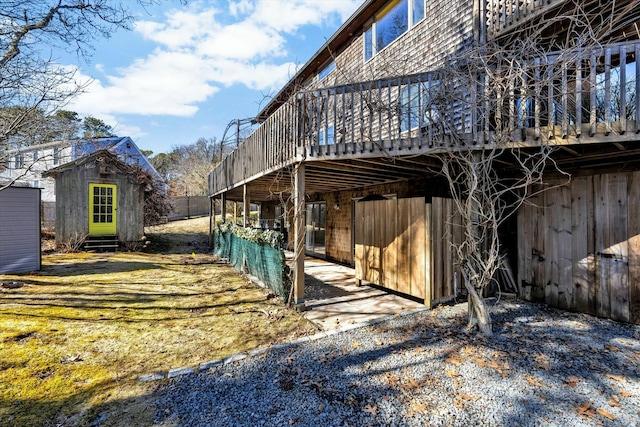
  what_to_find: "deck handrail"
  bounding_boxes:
[209,40,640,196]
[486,0,563,39]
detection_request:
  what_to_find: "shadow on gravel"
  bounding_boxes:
[131,301,640,427]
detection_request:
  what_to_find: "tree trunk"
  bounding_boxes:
[462,265,493,336]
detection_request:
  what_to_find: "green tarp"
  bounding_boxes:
[214,230,290,302]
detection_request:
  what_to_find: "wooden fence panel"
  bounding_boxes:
[628,171,640,323]
[571,177,595,315]
[531,191,546,301]
[374,199,385,286]
[517,197,534,300]
[353,197,460,304]
[424,204,433,308]
[354,200,365,281]
[544,190,558,307]
[431,197,463,303]
[432,198,445,301]
[519,171,638,323]
[397,198,412,295]
[409,197,426,299]
[596,174,629,322]
[364,201,378,284]
[557,184,573,310]
[383,198,398,291]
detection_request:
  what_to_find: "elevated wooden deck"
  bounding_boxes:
[209,40,640,200]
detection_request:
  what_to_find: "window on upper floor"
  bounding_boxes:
[14,154,24,169]
[400,79,440,133]
[53,147,59,165]
[33,150,38,161]
[364,0,425,61]
[318,124,335,145]
[318,59,336,81]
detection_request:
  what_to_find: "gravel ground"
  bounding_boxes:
[153,299,640,426]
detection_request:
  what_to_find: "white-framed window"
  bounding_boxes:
[364,0,425,61]
[14,154,24,168]
[318,125,335,145]
[33,150,38,161]
[318,59,336,81]
[33,180,40,188]
[400,79,440,132]
[53,147,59,165]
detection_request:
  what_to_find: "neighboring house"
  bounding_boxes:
[43,150,148,249]
[0,184,41,274]
[209,0,640,322]
[0,136,163,202]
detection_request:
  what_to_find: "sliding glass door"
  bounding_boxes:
[305,202,326,257]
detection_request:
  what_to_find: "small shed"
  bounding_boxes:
[43,150,147,249]
[0,185,41,273]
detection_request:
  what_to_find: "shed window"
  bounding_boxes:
[364,0,426,61]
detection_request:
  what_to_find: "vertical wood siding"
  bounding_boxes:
[518,171,640,323]
[354,197,462,306]
[0,187,41,273]
[54,162,144,244]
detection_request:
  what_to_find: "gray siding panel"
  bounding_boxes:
[0,186,41,273]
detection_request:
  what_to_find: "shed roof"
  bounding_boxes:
[42,149,146,183]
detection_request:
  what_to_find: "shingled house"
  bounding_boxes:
[209,0,640,322]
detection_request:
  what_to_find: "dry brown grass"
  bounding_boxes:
[0,217,315,426]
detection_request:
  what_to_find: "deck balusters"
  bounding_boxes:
[210,41,640,196]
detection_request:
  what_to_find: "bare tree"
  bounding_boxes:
[410,0,635,334]
[151,137,220,197]
[0,1,168,188]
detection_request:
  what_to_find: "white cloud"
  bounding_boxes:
[194,22,286,60]
[229,0,254,17]
[65,0,361,123]
[250,0,361,33]
[135,8,221,50]
[112,121,146,140]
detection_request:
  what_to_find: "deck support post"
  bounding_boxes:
[293,163,306,311]
[243,185,250,227]
[233,202,238,225]
[209,196,215,250]
[220,192,227,223]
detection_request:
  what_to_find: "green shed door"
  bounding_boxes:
[89,183,117,235]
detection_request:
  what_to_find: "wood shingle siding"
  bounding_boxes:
[209,0,640,321]
[0,186,41,273]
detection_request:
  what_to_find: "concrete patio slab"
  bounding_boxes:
[298,256,426,330]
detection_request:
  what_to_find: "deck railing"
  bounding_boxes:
[209,40,640,195]
[208,100,299,194]
[486,0,563,39]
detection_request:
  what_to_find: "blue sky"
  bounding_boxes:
[61,0,362,156]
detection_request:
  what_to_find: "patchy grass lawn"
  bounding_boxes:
[0,217,315,426]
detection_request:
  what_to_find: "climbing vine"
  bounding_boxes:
[216,222,284,249]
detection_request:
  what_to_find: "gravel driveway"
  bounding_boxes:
[153,299,640,426]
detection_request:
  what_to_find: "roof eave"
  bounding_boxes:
[256,0,385,121]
